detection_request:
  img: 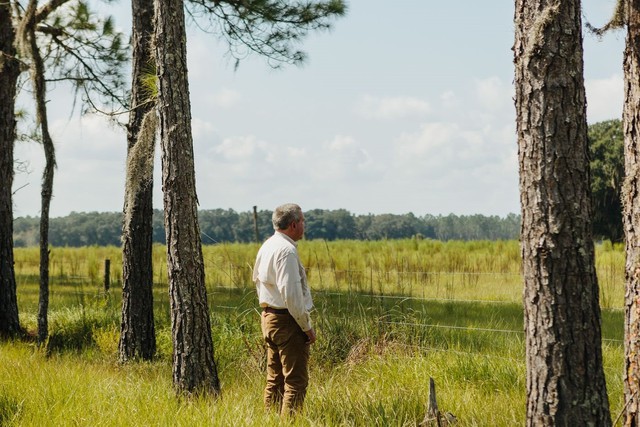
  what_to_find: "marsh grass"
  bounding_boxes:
[6,240,626,425]
[13,239,625,307]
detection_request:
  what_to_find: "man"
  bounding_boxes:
[253,203,316,415]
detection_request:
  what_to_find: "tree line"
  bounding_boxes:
[12,209,522,247]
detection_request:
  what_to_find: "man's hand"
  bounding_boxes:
[305,328,316,345]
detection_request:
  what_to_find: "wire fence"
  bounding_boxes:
[16,261,625,355]
[208,287,624,349]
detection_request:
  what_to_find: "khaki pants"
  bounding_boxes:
[261,311,310,415]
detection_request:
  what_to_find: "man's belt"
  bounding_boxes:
[263,307,289,315]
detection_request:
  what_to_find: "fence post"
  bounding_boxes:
[420,377,456,426]
[253,205,260,243]
[104,259,110,292]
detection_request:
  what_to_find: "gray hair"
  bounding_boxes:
[272,203,303,230]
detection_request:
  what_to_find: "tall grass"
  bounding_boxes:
[14,240,624,306]
[5,240,626,425]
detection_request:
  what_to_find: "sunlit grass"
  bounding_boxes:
[13,239,624,308]
[1,331,623,426]
[5,240,626,425]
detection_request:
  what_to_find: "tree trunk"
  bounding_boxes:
[623,1,640,425]
[154,0,220,394]
[0,0,22,338]
[23,0,57,345]
[514,0,611,425]
[119,0,157,362]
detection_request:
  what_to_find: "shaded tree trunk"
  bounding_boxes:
[514,0,611,425]
[119,0,157,362]
[154,0,220,394]
[0,0,22,338]
[622,1,640,425]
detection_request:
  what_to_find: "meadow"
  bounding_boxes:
[1,239,626,426]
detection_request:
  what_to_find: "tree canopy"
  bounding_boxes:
[186,0,347,67]
[588,119,623,242]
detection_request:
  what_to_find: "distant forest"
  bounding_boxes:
[13,209,521,247]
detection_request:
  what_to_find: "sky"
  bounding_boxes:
[12,0,625,219]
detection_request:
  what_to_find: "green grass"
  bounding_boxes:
[4,240,626,425]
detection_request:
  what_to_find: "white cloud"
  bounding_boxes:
[474,76,514,112]
[585,74,623,123]
[185,34,223,82]
[395,122,455,163]
[440,91,459,109]
[213,135,266,162]
[51,114,125,158]
[392,122,506,179]
[285,146,307,162]
[191,117,218,143]
[384,76,518,215]
[316,135,374,179]
[14,114,127,217]
[213,88,241,108]
[210,135,274,168]
[355,95,431,120]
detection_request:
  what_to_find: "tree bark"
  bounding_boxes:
[0,0,22,338]
[154,0,220,394]
[119,0,157,362]
[23,0,57,345]
[514,0,611,425]
[622,1,640,425]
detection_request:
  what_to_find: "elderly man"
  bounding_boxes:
[253,203,316,415]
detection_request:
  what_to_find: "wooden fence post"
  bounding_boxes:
[253,205,260,243]
[104,259,110,292]
[420,377,456,426]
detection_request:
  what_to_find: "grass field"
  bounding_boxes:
[1,239,626,426]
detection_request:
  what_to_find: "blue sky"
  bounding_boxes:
[13,0,624,218]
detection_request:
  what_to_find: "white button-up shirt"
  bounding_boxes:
[253,231,313,331]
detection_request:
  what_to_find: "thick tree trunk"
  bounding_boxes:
[514,1,611,425]
[119,0,156,362]
[623,2,640,425]
[0,1,22,338]
[154,0,220,394]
